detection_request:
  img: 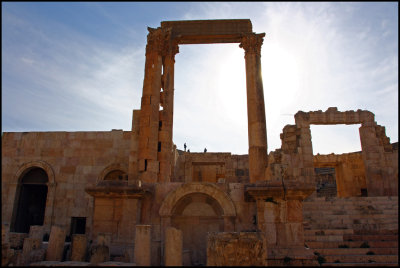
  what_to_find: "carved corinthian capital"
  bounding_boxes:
[146,27,179,57]
[239,33,265,56]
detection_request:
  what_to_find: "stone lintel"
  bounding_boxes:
[284,188,315,201]
[160,19,253,44]
[85,185,150,199]
[245,186,285,202]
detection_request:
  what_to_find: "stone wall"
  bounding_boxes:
[314,152,367,197]
[172,152,249,183]
[1,130,131,237]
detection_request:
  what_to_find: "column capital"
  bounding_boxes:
[146,27,179,57]
[239,33,265,56]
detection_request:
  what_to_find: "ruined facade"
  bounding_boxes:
[2,19,398,266]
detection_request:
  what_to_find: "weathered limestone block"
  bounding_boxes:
[23,237,42,256]
[134,225,151,266]
[97,233,112,247]
[29,225,45,240]
[165,227,182,266]
[90,245,110,264]
[2,224,10,243]
[46,225,66,261]
[182,250,191,266]
[71,234,87,262]
[29,248,46,264]
[8,232,28,249]
[207,232,267,266]
[2,244,15,266]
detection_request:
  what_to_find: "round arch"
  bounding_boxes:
[11,161,56,233]
[159,182,236,217]
[97,163,128,183]
[14,160,55,184]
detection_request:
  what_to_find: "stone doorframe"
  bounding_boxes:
[294,107,396,196]
[158,182,237,264]
[10,160,56,234]
[133,19,269,184]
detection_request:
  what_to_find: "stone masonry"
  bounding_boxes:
[1,20,398,266]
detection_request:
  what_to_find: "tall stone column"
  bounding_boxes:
[240,33,268,182]
[137,27,165,183]
[158,36,179,183]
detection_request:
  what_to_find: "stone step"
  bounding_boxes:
[303,200,398,206]
[322,254,398,263]
[303,223,398,231]
[305,235,344,242]
[303,219,398,227]
[303,203,398,209]
[305,240,398,249]
[353,229,398,235]
[304,229,354,236]
[303,205,398,211]
[312,247,399,255]
[303,209,398,216]
[321,262,399,266]
[303,214,399,222]
[304,196,398,202]
[343,234,398,242]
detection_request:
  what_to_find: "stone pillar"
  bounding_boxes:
[137,27,165,183]
[158,38,179,183]
[134,225,151,266]
[46,225,66,261]
[165,227,182,266]
[71,234,87,262]
[359,124,384,196]
[240,33,268,183]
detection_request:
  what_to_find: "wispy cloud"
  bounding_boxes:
[2,8,145,132]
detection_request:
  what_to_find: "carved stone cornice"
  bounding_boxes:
[239,33,265,57]
[146,27,179,57]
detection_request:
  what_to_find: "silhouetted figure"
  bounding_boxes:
[187,149,190,153]
[204,148,207,153]
[184,143,187,152]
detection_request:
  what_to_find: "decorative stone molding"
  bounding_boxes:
[14,160,55,184]
[239,33,265,56]
[97,162,128,183]
[146,27,179,57]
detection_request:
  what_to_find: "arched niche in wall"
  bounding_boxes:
[11,161,56,233]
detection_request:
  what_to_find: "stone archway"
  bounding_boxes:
[159,183,236,265]
[11,161,56,233]
[98,162,128,183]
[159,182,236,218]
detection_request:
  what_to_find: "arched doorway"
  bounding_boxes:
[171,193,224,266]
[11,168,48,233]
[159,183,236,266]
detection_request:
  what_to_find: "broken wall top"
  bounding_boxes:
[294,107,376,127]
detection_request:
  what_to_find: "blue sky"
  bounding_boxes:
[2,2,398,155]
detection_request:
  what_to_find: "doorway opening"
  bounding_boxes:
[11,168,48,233]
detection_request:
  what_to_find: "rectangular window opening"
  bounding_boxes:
[70,217,86,236]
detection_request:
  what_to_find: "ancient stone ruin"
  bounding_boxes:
[1,19,398,266]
